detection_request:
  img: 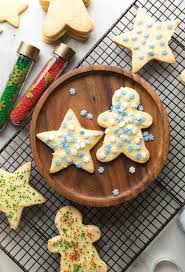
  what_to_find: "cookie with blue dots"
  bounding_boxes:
[37,109,103,174]
[96,87,153,163]
[112,7,180,73]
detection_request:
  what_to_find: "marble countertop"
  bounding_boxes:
[0,0,185,271]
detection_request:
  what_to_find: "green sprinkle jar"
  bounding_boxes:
[0,41,40,131]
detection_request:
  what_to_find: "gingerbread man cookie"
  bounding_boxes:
[48,206,107,272]
[0,0,28,28]
[42,0,94,43]
[0,162,46,230]
[96,87,153,163]
[37,109,103,174]
[112,7,180,73]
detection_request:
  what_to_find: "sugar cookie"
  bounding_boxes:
[0,0,28,28]
[0,162,46,230]
[42,0,94,43]
[37,109,103,174]
[96,87,153,163]
[181,70,185,83]
[39,0,90,11]
[48,206,107,272]
[112,7,180,73]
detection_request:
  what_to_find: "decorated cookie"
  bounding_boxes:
[42,0,94,43]
[96,87,153,163]
[0,162,46,230]
[181,70,185,83]
[37,109,103,174]
[48,206,107,272]
[0,0,28,28]
[39,0,90,11]
[112,7,180,73]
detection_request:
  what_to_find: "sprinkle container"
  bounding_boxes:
[0,42,40,131]
[10,43,75,126]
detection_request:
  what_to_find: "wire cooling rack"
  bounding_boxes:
[0,0,185,271]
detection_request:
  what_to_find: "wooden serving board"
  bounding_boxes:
[30,65,169,207]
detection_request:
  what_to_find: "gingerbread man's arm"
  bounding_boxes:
[48,236,62,253]
[97,111,116,128]
[135,111,153,129]
[84,225,101,243]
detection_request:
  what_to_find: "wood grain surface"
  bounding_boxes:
[30,65,170,207]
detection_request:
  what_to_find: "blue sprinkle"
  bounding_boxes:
[120,90,126,96]
[105,144,111,150]
[143,131,149,137]
[123,36,129,42]
[67,114,73,121]
[167,23,173,30]
[137,20,144,25]
[123,127,129,133]
[117,141,123,147]
[117,131,123,137]
[148,43,155,49]
[127,93,135,99]
[77,151,84,158]
[160,40,165,46]
[80,129,85,135]
[139,54,145,60]
[84,139,91,145]
[135,144,141,150]
[143,33,150,39]
[133,44,140,50]
[161,49,168,56]
[137,105,144,111]
[51,143,58,149]
[66,157,72,163]
[114,128,119,134]
[68,88,76,95]
[147,23,153,28]
[136,153,142,159]
[128,145,133,151]
[54,159,61,166]
[125,137,131,143]
[97,166,105,174]
[102,114,108,121]
[148,50,155,57]
[132,35,138,41]
[61,122,67,128]
[44,137,49,143]
[141,40,146,45]
[156,34,162,40]
[76,161,82,168]
[127,129,133,135]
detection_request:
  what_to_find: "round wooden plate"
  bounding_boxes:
[30,65,169,207]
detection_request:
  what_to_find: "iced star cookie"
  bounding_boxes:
[181,70,185,83]
[48,206,107,272]
[96,87,153,163]
[112,7,180,73]
[0,162,46,230]
[0,0,28,28]
[37,109,103,174]
[42,0,94,43]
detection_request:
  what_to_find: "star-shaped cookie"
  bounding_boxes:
[112,7,180,73]
[48,206,107,272]
[37,109,104,174]
[96,87,153,163]
[0,162,46,230]
[0,0,28,28]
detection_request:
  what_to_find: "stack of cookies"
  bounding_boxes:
[39,0,94,43]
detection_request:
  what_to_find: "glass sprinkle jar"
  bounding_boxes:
[10,43,75,126]
[0,42,40,131]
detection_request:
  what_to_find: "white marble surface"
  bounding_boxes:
[0,0,184,272]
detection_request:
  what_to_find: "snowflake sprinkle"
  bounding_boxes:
[97,166,105,174]
[80,110,88,117]
[112,189,120,196]
[68,88,76,95]
[142,131,155,142]
[86,113,94,120]
[137,105,144,111]
[129,166,136,174]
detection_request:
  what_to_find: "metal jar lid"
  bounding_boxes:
[53,43,76,62]
[17,41,40,62]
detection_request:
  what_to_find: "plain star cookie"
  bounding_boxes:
[37,109,103,174]
[112,7,180,73]
[96,87,153,163]
[42,0,94,43]
[0,0,28,28]
[48,206,107,272]
[181,70,185,83]
[0,162,46,230]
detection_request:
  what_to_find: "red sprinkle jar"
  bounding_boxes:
[10,43,75,126]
